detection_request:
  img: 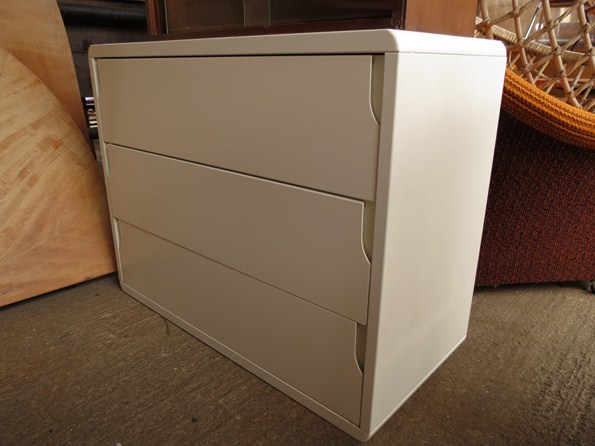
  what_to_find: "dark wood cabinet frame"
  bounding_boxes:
[145,0,477,40]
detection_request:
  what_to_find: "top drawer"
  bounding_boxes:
[96,55,380,201]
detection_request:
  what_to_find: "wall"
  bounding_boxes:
[59,0,149,97]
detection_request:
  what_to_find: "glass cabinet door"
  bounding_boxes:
[147,0,477,39]
[162,0,397,34]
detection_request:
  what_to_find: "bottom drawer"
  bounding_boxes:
[117,221,363,424]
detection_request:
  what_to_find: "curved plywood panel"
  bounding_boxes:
[0,48,115,306]
[0,0,88,138]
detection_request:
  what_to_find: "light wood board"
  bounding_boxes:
[0,0,88,138]
[0,47,116,306]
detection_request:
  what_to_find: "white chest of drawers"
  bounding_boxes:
[90,30,505,440]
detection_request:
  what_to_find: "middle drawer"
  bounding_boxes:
[107,144,371,323]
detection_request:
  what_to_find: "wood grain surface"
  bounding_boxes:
[0,47,116,307]
[0,0,88,138]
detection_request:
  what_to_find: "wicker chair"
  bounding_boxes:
[476,0,595,109]
[475,0,595,286]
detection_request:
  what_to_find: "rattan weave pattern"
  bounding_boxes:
[503,68,595,148]
[477,0,595,111]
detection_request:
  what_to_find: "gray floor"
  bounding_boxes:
[1,275,593,445]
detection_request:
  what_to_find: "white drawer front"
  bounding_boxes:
[96,55,379,201]
[107,144,371,324]
[118,222,363,424]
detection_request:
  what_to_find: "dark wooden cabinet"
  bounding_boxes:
[146,0,477,39]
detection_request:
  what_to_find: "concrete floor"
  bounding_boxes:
[1,275,593,445]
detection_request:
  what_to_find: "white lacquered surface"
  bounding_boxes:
[89,29,505,58]
[361,51,506,433]
[118,221,363,424]
[107,144,371,324]
[97,55,380,200]
[90,29,506,442]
